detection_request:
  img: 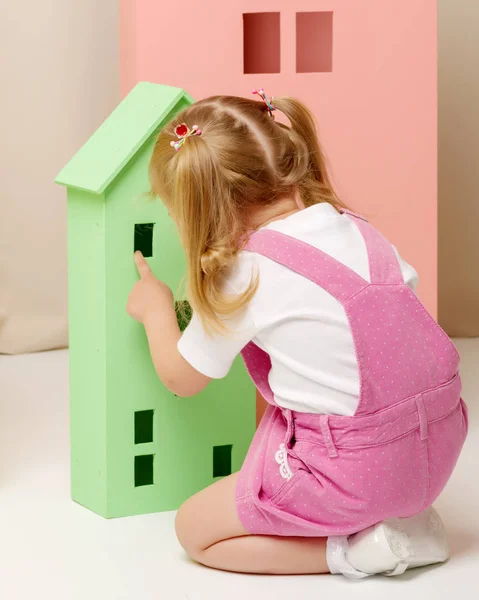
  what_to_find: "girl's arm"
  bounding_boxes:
[127,252,211,397]
[256,391,268,427]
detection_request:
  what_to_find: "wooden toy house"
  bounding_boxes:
[55,82,255,518]
[120,0,438,316]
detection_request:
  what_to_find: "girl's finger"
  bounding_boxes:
[134,251,151,279]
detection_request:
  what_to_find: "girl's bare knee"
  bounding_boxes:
[175,497,205,559]
[175,474,241,563]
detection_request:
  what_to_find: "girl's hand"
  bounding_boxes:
[127,252,174,324]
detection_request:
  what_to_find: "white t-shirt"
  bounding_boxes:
[178,203,418,416]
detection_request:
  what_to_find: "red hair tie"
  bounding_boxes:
[170,123,202,152]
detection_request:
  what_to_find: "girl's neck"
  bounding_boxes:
[248,195,305,230]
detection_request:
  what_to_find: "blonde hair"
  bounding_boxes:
[149,95,345,332]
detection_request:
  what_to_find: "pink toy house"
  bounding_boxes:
[121,0,437,314]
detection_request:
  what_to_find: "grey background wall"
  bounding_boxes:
[438,0,479,337]
[0,1,477,353]
[0,1,120,353]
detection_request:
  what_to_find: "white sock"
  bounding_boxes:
[327,508,450,579]
[326,536,369,579]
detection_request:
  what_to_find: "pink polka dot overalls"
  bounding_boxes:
[236,210,468,537]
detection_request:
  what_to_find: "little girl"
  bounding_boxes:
[127,90,467,578]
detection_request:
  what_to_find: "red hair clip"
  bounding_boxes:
[170,123,202,152]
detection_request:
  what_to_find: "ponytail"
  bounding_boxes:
[160,114,258,333]
[273,97,344,209]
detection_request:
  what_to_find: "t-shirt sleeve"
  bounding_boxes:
[178,252,260,379]
[392,246,419,291]
[177,308,258,379]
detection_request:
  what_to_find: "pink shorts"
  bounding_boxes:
[236,377,468,537]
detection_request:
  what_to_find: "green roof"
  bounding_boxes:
[55,82,192,194]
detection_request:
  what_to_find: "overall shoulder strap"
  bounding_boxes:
[340,210,404,285]
[244,228,368,303]
[241,341,275,404]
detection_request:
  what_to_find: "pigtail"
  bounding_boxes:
[169,122,257,332]
[273,97,345,209]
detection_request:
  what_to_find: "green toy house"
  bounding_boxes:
[55,82,255,518]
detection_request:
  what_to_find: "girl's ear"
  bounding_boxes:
[294,188,306,210]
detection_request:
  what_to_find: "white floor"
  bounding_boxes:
[1,340,478,600]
